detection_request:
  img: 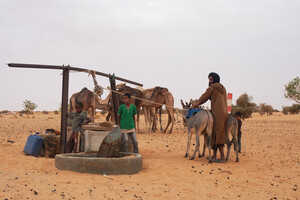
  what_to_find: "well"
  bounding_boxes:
[55,152,142,175]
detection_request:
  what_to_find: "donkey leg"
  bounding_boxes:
[200,135,206,158]
[233,138,239,162]
[207,137,212,163]
[190,129,200,160]
[225,139,232,162]
[185,129,192,158]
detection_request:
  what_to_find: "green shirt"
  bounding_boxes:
[117,104,137,130]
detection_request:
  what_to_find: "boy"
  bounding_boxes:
[235,111,243,153]
[68,102,90,153]
[117,93,139,153]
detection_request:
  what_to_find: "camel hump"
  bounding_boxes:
[80,87,89,93]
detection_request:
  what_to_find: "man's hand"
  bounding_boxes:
[191,100,199,108]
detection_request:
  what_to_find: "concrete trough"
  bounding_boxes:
[55,152,142,175]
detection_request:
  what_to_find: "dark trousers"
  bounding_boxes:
[238,132,242,152]
[123,132,139,153]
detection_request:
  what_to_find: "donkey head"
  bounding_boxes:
[180,99,193,126]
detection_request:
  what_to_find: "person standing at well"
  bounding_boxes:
[117,93,139,153]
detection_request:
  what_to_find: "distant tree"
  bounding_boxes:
[282,106,289,115]
[285,77,300,103]
[23,100,38,114]
[259,103,274,116]
[282,104,300,115]
[289,104,300,114]
[231,93,257,119]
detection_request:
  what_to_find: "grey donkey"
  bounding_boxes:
[181,102,214,162]
[181,99,239,163]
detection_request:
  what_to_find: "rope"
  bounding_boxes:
[87,70,188,111]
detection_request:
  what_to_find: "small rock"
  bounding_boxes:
[191,166,195,169]
[33,190,38,195]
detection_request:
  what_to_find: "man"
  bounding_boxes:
[192,72,228,162]
[117,93,139,153]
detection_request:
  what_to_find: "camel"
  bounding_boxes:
[69,88,111,122]
[150,87,175,134]
[70,72,124,122]
[139,88,157,133]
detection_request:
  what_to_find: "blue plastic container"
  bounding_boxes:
[24,134,43,157]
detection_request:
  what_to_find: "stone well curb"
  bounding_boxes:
[55,153,142,175]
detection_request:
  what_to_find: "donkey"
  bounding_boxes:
[181,103,214,162]
[225,115,240,162]
[181,99,239,162]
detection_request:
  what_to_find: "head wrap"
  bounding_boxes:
[208,72,220,84]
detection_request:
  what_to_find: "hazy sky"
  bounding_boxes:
[1,0,299,111]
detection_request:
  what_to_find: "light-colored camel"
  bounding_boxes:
[69,88,111,122]
[139,88,156,133]
[150,87,175,134]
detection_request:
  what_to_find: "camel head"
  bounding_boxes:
[107,83,126,90]
[151,87,169,99]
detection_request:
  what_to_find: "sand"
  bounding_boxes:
[0,112,299,200]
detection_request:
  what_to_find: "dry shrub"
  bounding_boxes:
[42,111,49,114]
[282,104,300,115]
[54,111,59,115]
[259,103,274,115]
[0,110,9,114]
[231,93,257,119]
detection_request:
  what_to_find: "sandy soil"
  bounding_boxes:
[0,112,299,200]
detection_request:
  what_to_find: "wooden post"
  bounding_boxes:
[60,68,69,153]
[109,74,119,125]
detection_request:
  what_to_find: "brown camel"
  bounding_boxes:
[150,87,175,134]
[69,88,111,122]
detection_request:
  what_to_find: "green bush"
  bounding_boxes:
[22,100,37,114]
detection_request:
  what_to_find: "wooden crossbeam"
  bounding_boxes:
[8,63,143,86]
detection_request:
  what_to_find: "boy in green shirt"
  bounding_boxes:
[117,93,139,153]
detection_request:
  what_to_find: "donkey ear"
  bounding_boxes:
[188,99,193,106]
[180,99,185,108]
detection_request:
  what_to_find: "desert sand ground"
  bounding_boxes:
[0,112,299,200]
